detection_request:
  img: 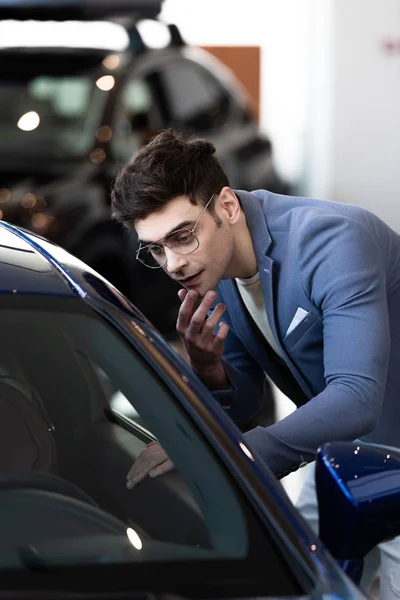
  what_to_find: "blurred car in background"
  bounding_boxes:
[0,0,289,335]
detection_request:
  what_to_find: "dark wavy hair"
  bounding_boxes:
[111,129,229,228]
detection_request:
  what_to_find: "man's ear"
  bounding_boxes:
[217,187,241,224]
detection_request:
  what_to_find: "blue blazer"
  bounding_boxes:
[213,190,400,477]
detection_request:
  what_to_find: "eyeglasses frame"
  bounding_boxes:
[135,193,217,269]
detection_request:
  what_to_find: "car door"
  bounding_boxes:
[0,291,320,598]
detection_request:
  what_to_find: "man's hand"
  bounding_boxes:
[126,441,174,489]
[176,289,230,389]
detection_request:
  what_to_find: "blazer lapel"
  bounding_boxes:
[225,190,313,402]
[219,278,310,404]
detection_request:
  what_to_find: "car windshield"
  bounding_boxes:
[0,54,110,159]
[0,291,305,596]
[0,293,249,566]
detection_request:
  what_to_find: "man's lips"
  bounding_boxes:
[178,271,203,287]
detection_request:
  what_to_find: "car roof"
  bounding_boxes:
[0,1,165,53]
[0,21,131,54]
[0,0,162,21]
[0,220,149,320]
[0,221,80,297]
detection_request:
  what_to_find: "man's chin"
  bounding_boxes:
[196,279,220,299]
[181,281,208,299]
[186,284,207,298]
[177,271,220,298]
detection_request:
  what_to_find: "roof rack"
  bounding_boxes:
[0,0,163,21]
[167,23,185,47]
[126,23,146,53]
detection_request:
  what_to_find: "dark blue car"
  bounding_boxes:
[0,219,378,599]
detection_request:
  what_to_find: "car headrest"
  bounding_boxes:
[0,380,57,474]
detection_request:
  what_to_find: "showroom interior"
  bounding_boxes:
[0,2,399,598]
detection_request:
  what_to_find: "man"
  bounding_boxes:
[111,130,400,596]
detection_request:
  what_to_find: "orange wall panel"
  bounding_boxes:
[201,46,261,122]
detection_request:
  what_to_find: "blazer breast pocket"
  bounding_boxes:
[282,309,321,350]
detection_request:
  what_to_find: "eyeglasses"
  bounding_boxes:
[136,194,216,269]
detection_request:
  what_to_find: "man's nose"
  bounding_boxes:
[164,248,188,274]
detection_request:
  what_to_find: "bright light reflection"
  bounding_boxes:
[132,323,146,336]
[96,125,113,142]
[239,442,254,461]
[31,212,54,232]
[89,148,106,164]
[22,193,37,208]
[127,527,143,550]
[96,75,115,91]
[102,54,121,70]
[18,111,40,131]
[0,20,129,51]
[0,188,11,203]
[136,19,172,49]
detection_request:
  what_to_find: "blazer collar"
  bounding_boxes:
[234,190,272,256]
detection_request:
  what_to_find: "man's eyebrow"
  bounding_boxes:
[138,220,195,245]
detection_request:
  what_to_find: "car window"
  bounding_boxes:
[112,77,163,161]
[0,294,247,558]
[0,74,107,156]
[0,293,306,596]
[106,371,145,429]
[159,59,230,132]
[30,76,91,118]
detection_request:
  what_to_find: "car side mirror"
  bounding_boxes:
[316,440,400,584]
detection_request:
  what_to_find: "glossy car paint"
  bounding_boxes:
[317,440,400,583]
[0,221,365,600]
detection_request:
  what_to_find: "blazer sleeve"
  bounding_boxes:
[243,212,390,478]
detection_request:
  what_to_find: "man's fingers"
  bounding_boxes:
[187,291,218,337]
[127,457,166,488]
[178,288,187,302]
[127,455,172,488]
[201,303,227,339]
[176,290,198,334]
[149,459,174,479]
[126,457,150,488]
[126,470,146,489]
[126,442,169,489]
[213,322,229,350]
[126,456,151,486]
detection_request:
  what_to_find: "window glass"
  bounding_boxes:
[160,60,229,131]
[29,76,92,117]
[0,75,107,156]
[102,368,142,425]
[112,77,161,161]
[0,295,248,568]
[121,78,152,113]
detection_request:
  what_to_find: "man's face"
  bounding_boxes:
[135,195,235,297]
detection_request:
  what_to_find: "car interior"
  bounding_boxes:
[0,292,310,600]
[0,294,250,568]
